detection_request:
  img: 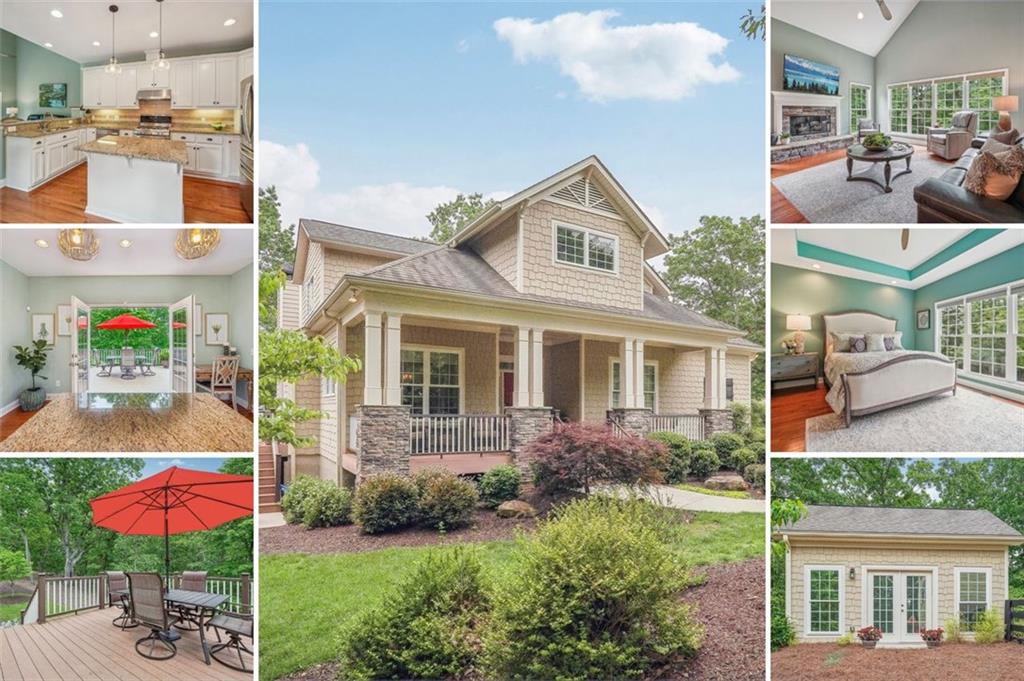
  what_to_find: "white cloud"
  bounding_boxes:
[259,141,509,237]
[493,10,740,102]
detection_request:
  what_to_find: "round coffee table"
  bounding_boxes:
[846,142,914,193]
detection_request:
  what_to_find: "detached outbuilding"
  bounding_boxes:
[777,505,1024,646]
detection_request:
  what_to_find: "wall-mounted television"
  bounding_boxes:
[782,55,839,96]
[39,83,67,108]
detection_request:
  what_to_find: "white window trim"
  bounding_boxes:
[886,68,1009,137]
[954,566,993,634]
[804,564,845,636]
[859,565,939,635]
[400,343,466,415]
[551,219,620,276]
[608,358,658,411]
[321,375,336,397]
[850,81,872,128]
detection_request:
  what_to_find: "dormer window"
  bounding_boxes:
[554,221,618,273]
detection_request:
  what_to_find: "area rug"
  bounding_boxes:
[773,147,953,223]
[805,388,1023,452]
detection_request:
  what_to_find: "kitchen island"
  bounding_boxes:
[79,135,188,223]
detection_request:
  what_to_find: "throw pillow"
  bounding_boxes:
[830,332,851,353]
[980,138,1013,154]
[866,333,886,352]
[990,128,1019,145]
[964,144,1024,200]
[883,332,904,351]
[849,336,867,353]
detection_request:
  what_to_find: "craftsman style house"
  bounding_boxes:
[278,156,761,486]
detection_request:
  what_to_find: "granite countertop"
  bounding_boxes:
[0,393,253,453]
[5,119,237,138]
[79,135,189,165]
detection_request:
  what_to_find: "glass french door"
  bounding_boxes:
[71,296,90,394]
[869,571,931,643]
[169,295,194,393]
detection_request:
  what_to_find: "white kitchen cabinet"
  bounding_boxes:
[5,129,89,191]
[194,57,238,107]
[85,128,98,143]
[45,140,65,177]
[82,69,100,107]
[137,62,171,90]
[194,142,224,175]
[239,49,254,81]
[31,147,47,185]
[117,67,140,107]
[169,60,194,108]
[99,70,118,108]
[224,135,241,179]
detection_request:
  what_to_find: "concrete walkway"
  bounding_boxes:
[604,484,765,514]
[259,511,286,528]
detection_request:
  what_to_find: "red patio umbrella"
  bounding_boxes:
[90,466,253,585]
[77,316,88,329]
[96,313,158,347]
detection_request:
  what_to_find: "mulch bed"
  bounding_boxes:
[260,508,539,555]
[772,642,1024,680]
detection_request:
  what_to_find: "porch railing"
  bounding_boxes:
[650,414,704,440]
[410,414,510,455]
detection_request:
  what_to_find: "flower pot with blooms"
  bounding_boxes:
[857,626,882,648]
[920,627,943,648]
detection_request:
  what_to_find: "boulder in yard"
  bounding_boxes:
[497,500,537,518]
[704,474,748,491]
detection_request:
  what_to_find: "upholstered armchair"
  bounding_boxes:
[857,118,880,141]
[927,111,978,160]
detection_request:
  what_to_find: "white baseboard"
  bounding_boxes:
[958,378,1024,404]
[0,178,6,188]
[1,400,20,417]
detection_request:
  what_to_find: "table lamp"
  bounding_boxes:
[993,95,1019,132]
[786,314,812,354]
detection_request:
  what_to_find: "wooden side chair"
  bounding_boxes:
[197,356,240,411]
[127,572,181,661]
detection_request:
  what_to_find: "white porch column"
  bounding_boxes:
[704,347,723,409]
[363,311,383,406]
[621,337,636,408]
[383,313,402,406]
[530,328,545,407]
[634,339,646,409]
[717,348,728,407]
[514,326,530,407]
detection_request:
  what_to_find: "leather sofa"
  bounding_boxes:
[913,135,1024,223]
[926,111,978,160]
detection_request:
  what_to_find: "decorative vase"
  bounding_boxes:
[19,387,46,412]
[861,640,877,649]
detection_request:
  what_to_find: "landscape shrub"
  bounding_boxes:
[351,473,420,534]
[688,444,720,479]
[709,432,745,467]
[477,464,521,508]
[943,617,964,643]
[973,608,1005,643]
[743,464,765,490]
[751,399,765,430]
[300,480,352,528]
[337,548,488,680]
[648,432,692,483]
[529,422,667,495]
[770,551,795,651]
[418,473,479,530]
[280,475,320,525]
[836,632,854,646]
[411,467,452,497]
[730,447,758,473]
[730,402,750,432]
[482,496,703,679]
[748,438,766,464]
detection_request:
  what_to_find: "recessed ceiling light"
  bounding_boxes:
[119,239,133,248]
[149,31,159,38]
[92,40,101,46]
[35,239,49,248]
[50,9,63,18]
[44,42,53,48]
[857,11,864,19]
[223,18,236,26]
[811,263,821,269]
[890,280,899,285]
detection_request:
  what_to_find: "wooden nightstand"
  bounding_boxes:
[771,353,818,392]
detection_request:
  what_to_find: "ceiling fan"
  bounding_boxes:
[901,228,910,250]
[875,0,893,21]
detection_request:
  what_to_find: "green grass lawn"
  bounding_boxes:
[259,511,763,681]
[0,601,28,623]
[674,483,751,499]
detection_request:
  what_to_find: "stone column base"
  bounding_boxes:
[699,408,733,438]
[506,406,553,480]
[357,404,412,481]
[611,408,653,436]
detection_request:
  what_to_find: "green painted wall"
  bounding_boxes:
[229,264,255,371]
[1,29,20,181]
[0,259,31,408]
[770,263,917,375]
[14,35,81,119]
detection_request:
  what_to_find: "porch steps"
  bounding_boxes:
[258,443,281,513]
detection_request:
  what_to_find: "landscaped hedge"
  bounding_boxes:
[477,464,521,508]
[648,431,692,483]
[689,444,720,479]
[417,471,479,530]
[710,432,746,469]
[743,464,765,490]
[351,473,421,534]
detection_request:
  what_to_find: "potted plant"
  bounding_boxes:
[920,627,943,648]
[13,340,50,412]
[780,132,791,145]
[160,349,170,368]
[857,625,882,648]
[862,132,893,151]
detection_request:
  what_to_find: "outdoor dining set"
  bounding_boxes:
[92,348,163,380]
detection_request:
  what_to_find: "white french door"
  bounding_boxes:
[169,295,195,393]
[71,296,91,394]
[868,571,932,643]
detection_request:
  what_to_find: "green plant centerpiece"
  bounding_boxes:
[13,340,50,412]
[862,132,893,151]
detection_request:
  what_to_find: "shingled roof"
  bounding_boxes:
[301,219,435,256]
[784,505,1023,538]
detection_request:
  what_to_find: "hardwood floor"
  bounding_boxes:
[770,382,1022,453]
[0,163,251,223]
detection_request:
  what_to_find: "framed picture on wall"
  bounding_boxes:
[195,303,203,336]
[205,313,229,345]
[916,309,931,330]
[57,304,73,336]
[32,314,56,346]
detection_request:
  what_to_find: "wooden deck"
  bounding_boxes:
[0,607,250,681]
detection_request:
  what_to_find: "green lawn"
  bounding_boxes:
[674,483,751,499]
[0,601,28,623]
[259,511,763,681]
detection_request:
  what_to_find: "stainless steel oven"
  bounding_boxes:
[240,75,254,221]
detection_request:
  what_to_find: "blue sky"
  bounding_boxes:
[139,457,235,478]
[259,1,766,241]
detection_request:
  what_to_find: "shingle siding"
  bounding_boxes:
[322,247,395,297]
[545,340,581,421]
[470,213,518,288]
[402,326,497,414]
[278,281,301,331]
[727,353,752,407]
[646,346,704,415]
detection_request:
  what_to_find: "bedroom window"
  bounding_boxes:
[610,361,657,410]
[955,568,991,631]
[939,303,965,370]
[401,348,461,415]
[1016,287,1024,382]
[555,222,618,273]
[969,295,1007,378]
[938,280,1022,387]
[807,567,842,634]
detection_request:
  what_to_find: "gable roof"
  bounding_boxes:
[292,219,435,282]
[450,155,672,260]
[784,505,1023,539]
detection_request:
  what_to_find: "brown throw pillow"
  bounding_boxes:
[964,144,1024,200]
[989,128,1019,145]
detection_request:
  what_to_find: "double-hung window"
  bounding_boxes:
[936,280,1022,388]
[805,566,842,635]
[955,568,991,631]
[850,83,871,130]
[910,83,933,135]
[610,361,657,410]
[1015,284,1024,382]
[321,376,336,397]
[555,222,617,273]
[969,293,1007,378]
[400,348,462,415]
[935,78,964,128]
[938,302,965,370]
[967,74,1004,133]
[887,69,1007,136]
[889,85,909,134]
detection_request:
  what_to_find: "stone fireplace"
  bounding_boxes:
[770,90,854,162]
[785,108,834,139]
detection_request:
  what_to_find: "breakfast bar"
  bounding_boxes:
[80,135,188,223]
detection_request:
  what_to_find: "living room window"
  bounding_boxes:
[889,85,908,134]
[1016,285,1024,382]
[401,347,462,415]
[967,74,1005,134]
[850,83,870,131]
[610,360,657,410]
[887,69,1007,136]
[935,79,964,127]
[910,83,933,135]
[554,221,618,273]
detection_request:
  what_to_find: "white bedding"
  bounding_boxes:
[824,350,949,414]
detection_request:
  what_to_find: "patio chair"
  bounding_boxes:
[205,609,254,672]
[197,356,240,411]
[105,571,137,630]
[173,571,208,631]
[140,348,157,377]
[93,349,111,377]
[127,572,181,661]
[120,347,137,380]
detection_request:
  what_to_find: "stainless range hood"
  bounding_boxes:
[137,88,172,101]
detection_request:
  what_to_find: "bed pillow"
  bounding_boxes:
[848,336,867,353]
[866,333,887,352]
[830,332,855,353]
[883,332,904,351]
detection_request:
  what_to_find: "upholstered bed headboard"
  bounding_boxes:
[823,311,898,357]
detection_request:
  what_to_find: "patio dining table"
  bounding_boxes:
[112,587,228,665]
[94,349,160,377]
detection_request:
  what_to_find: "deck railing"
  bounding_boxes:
[410,414,510,455]
[650,414,705,440]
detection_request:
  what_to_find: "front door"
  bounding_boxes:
[71,296,90,394]
[869,571,931,643]
[502,371,515,408]
[169,295,194,393]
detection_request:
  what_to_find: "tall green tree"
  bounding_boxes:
[89,307,169,350]
[662,215,766,397]
[770,458,932,507]
[426,193,496,243]
[259,186,298,331]
[0,465,51,565]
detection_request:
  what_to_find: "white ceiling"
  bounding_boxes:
[0,228,253,276]
[773,0,920,56]
[771,228,1024,290]
[0,1,253,65]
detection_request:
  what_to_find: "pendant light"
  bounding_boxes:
[152,0,170,71]
[104,5,121,74]
[175,229,221,260]
[58,229,101,262]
